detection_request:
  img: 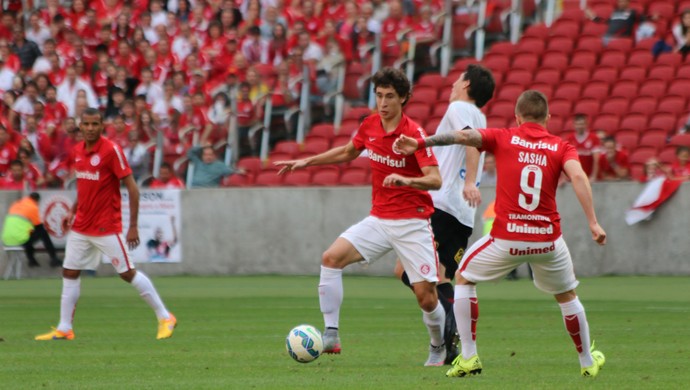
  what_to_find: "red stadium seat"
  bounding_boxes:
[627,51,654,68]
[409,86,438,106]
[553,82,581,101]
[606,38,634,53]
[637,79,667,99]
[619,113,649,133]
[618,66,647,82]
[533,69,561,85]
[572,99,600,118]
[546,37,575,54]
[667,80,690,99]
[348,157,371,172]
[331,134,353,148]
[425,117,443,135]
[647,113,677,134]
[570,50,597,68]
[580,82,610,101]
[540,52,570,71]
[222,173,251,187]
[628,147,657,165]
[648,64,676,82]
[599,97,629,115]
[599,51,627,69]
[303,138,331,155]
[338,119,361,136]
[282,171,312,186]
[547,116,565,134]
[496,84,525,102]
[592,114,621,133]
[657,96,686,115]
[490,100,516,117]
[272,141,301,158]
[628,96,657,116]
[340,169,369,185]
[669,134,690,147]
[561,67,590,84]
[610,81,639,98]
[550,20,581,38]
[615,131,639,151]
[522,23,549,40]
[405,102,431,123]
[515,37,546,55]
[647,2,675,20]
[590,66,618,84]
[576,36,604,54]
[488,41,516,56]
[639,131,668,151]
[452,57,477,72]
[236,157,263,177]
[658,147,678,165]
[343,106,373,121]
[311,170,340,186]
[432,102,449,117]
[549,99,573,118]
[483,54,511,73]
[503,69,534,86]
[511,54,539,71]
[588,3,614,20]
[487,115,508,128]
[308,124,336,142]
[676,64,690,79]
[416,73,446,90]
[253,171,284,186]
[529,83,554,100]
[580,21,608,37]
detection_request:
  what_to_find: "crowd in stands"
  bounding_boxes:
[0,0,688,190]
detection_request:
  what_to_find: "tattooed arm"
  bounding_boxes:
[393,130,483,155]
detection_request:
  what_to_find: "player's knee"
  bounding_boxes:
[119,269,137,283]
[414,284,438,311]
[321,250,343,268]
[62,268,80,279]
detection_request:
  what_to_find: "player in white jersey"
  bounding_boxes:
[394,90,607,378]
[395,64,495,364]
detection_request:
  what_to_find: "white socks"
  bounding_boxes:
[454,284,478,360]
[422,301,445,347]
[319,266,343,329]
[131,272,170,321]
[559,297,593,368]
[57,278,81,332]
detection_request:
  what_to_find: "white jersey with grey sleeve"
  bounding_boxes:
[429,100,487,228]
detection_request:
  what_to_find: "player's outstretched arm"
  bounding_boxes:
[563,160,607,245]
[274,141,361,174]
[393,130,483,155]
[383,165,442,190]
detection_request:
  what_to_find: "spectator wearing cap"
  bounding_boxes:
[56,64,98,116]
[11,25,42,71]
[241,26,270,65]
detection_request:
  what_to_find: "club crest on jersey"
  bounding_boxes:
[111,257,120,267]
[90,155,101,166]
[420,264,430,275]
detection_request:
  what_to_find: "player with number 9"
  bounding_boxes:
[393,90,607,378]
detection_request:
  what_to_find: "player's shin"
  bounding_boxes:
[57,277,81,332]
[131,271,170,320]
[318,266,343,329]
[454,284,478,360]
[422,301,446,347]
[559,297,594,368]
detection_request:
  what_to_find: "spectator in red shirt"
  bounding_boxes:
[0,159,34,190]
[0,12,17,41]
[105,114,131,150]
[236,81,258,157]
[0,126,18,175]
[381,0,411,63]
[18,147,45,187]
[148,162,185,189]
[669,146,690,181]
[566,113,601,181]
[597,136,630,181]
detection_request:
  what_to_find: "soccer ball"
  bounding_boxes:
[285,324,323,363]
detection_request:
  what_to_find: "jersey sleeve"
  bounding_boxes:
[108,143,133,179]
[562,141,580,163]
[414,126,438,168]
[351,123,366,150]
[478,128,500,153]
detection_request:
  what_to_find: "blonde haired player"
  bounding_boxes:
[35,108,177,341]
[394,90,607,378]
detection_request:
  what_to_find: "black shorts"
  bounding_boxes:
[431,208,473,280]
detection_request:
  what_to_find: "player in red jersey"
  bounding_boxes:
[394,90,608,378]
[566,114,601,181]
[35,108,177,341]
[275,67,447,366]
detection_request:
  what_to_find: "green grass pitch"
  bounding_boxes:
[0,275,688,389]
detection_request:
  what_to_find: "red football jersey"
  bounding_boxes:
[149,177,185,189]
[479,123,579,242]
[566,132,601,177]
[352,114,437,220]
[70,137,132,236]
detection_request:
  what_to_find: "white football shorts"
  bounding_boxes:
[63,230,135,274]
[459,235,578,294]
[340,216,439,284]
